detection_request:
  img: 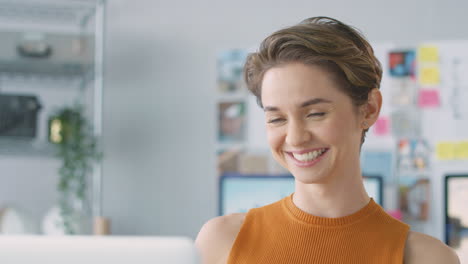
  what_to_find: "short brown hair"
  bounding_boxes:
[244,16,382,144]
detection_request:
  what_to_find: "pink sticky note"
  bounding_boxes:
[387,210,403,221]
[418,89,440,108]
[374,116,390,136]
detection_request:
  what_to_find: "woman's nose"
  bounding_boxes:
[285,120,312,147]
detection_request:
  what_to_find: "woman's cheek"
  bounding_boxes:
[267,128,281,150]
[325,117,358,148]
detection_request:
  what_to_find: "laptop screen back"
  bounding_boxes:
[0,236,199,264]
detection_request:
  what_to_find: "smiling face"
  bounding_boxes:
[261,63,367,184]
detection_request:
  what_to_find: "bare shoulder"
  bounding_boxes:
[195,213,246,264]
[404,231,460,264]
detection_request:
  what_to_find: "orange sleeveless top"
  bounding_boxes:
[228,194,410,264]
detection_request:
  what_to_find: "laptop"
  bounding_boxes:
[0,235,200,264]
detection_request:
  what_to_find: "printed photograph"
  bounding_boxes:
[389,50,416,78]
[218,101,246,143]
[217,49,249,93]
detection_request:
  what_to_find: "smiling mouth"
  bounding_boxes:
[288,148,329,162]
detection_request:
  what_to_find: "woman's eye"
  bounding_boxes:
[268,118,284,124]
[307,112,325,117]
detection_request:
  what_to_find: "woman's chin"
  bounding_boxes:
[293,173,328,185]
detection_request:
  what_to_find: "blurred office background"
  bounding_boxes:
[0,0,467,258]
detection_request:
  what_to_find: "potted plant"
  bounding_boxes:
[48,104,102,234]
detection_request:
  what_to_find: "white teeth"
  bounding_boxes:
[292,149,326,162]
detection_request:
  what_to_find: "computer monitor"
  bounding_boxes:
[445,174,468,263]
[219,173,294,216]
[219,173,384,216]
[363,175,383,206]
[0,236,199,264]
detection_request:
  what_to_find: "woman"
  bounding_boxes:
[196,17,459,264]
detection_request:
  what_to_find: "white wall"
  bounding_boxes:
[102,0,468,238]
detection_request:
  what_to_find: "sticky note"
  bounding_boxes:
[419,66,440,86]
[418,89,440,108]
[436,142,456,160]
[374,116,390,136]
[455,141,468,159]
[418,45,439,63]
[387,210,403,221]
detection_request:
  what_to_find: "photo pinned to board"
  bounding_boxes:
[389,78,418,107]
[217,49,249,93]
[389,50,416,78]
[218,101,246,143]
[391,108,421,138]
[398,175,431,223]
[397,138,431,173]
[388,50,418,107]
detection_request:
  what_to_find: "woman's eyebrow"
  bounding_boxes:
[300,98,332,107]
[264,98,332,112]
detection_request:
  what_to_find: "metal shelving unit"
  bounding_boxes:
[0,138,56,156]
[0,0,98,29]
[0,0,106,222]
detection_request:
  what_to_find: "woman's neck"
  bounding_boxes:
[292,172,370,218]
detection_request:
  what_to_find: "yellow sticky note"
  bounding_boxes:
[436,142,456,160]
[455,141,468,159]
[419,66,440,86]
[418,45,439,63]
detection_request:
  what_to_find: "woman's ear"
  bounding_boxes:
[361,88,382,129]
